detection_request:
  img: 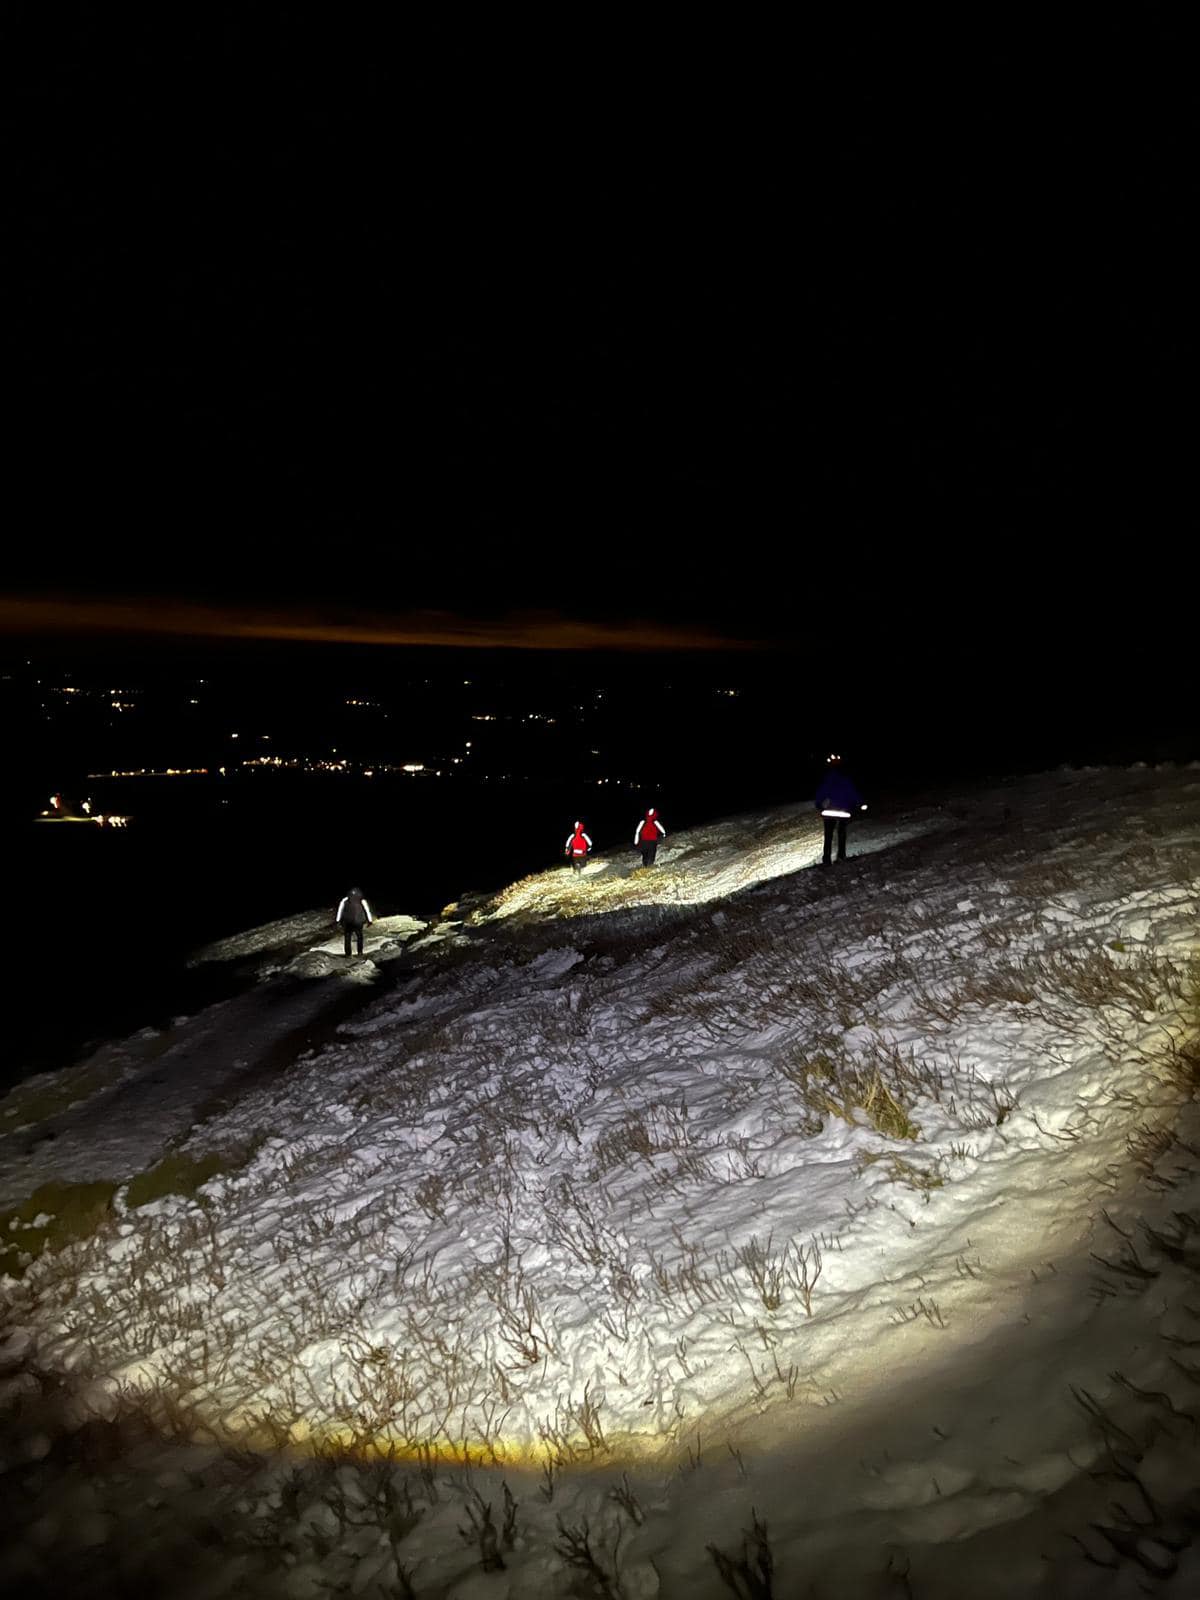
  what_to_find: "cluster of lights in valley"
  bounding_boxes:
[14,671,750,803]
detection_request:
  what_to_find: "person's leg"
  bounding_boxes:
[837,819,848,861]
[356,926,364,955]
[823,816,835,864]
[647,840,658,866]
[343,925,352,956]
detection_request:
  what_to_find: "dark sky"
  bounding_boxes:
[4,14,1195,688]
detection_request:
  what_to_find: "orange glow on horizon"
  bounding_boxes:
[0,595,760,653]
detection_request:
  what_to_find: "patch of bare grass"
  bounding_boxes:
[125,1137,266,1209]
[0,1053,136,1132]
[0,1180,118,1280]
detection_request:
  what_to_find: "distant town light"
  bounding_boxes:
[85,767,209,779]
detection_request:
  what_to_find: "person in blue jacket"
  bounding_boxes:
[814,753,867,865]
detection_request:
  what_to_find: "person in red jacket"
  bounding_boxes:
[634,806,667,868]
[564,820,593,872]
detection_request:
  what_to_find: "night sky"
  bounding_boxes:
[4,14,1195,725]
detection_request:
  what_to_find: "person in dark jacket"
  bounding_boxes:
[633,806,667,868]
[336,887,374,955]
[814,754,867,865]
[564,821,592,872]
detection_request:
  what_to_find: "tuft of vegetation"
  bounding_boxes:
[554,1513,624,1597]
[708,1509,775,1597]
[785,1048,921,1142]
[857,1151,945,1193]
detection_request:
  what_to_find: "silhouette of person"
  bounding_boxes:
[336,887,374,955]
[815,753,867,865]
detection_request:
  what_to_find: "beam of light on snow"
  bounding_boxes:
[0,593,761,653]
[9,767,1199,1596]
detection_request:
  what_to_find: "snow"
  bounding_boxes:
[191,911,428,978]
[1,766,1199,1596]
[0,914,426,1208]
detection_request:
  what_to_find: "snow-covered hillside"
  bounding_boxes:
[2,767,1199,1598]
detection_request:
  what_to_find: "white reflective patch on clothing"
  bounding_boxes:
[336,898,348,920]
[362,901,374,922]
[821,809,853,819]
